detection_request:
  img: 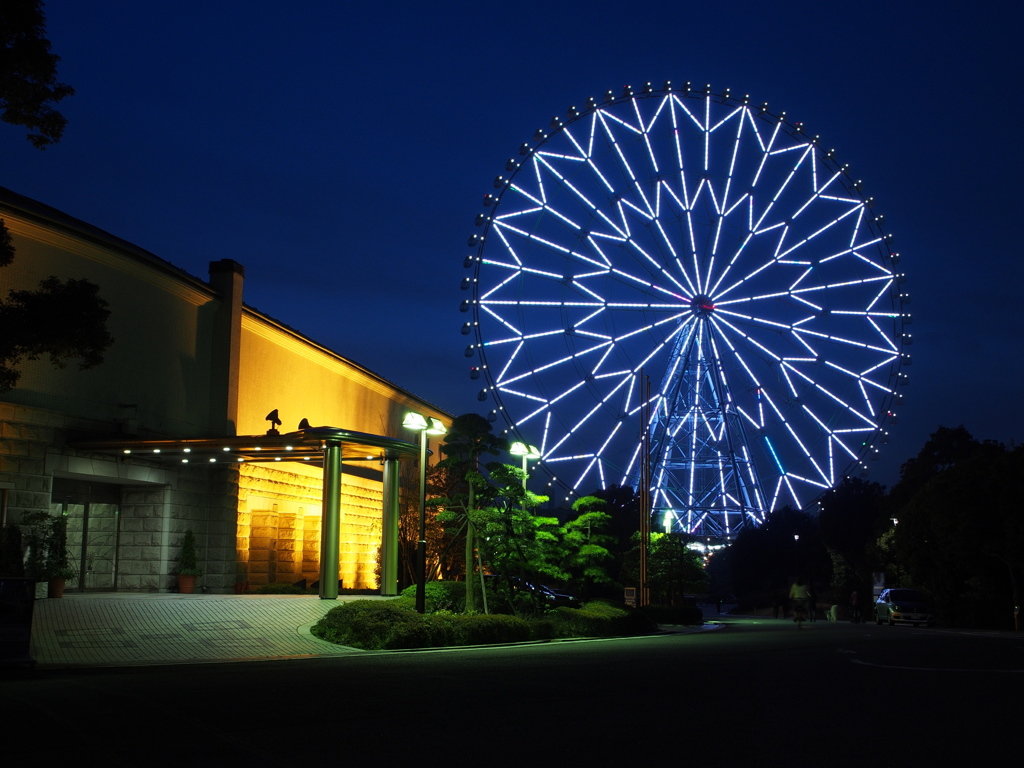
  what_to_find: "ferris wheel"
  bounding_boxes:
[461,82,910,538]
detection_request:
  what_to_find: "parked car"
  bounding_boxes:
[535,585,580,608]
[484,575,580,608]
[874,588,936,627]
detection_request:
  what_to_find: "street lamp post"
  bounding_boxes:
[890,517,901,587]
[403,412,447,614]
[508,441,542,500]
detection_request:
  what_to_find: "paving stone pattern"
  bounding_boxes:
[30,594,371,667]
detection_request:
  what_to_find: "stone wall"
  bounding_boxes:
[0,402,56,525]
[237,463,383,590]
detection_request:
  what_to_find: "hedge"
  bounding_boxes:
[311,598,656,650]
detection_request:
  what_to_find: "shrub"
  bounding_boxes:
[452,613,532,645]
[386,614,455,649]
[311,600,421,649]
[177,529,202,577]
[399,581,467,612]
[311,597,655,651]
[547,599,657,638]
[528,619,557,641]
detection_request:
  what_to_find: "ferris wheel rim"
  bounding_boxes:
[463,82,908,524]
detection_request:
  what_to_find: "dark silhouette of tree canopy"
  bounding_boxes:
[818,476,887,562]
[1,0,74,148]
[719,505,825,600]
[888,425,980,508]
[0,2,112,391]
[591,484,640,548]
[0,276,113,391]
[888,433,1022,628]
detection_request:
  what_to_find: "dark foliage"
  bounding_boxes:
[622,532,708,604]
[252,582,305,594]
[717,507,826,595]
[545,599,656,638]
[310,597,654,650]
[717,425,1023,629]
[891,437,1022,628]
[0,271,114,391]
[0,0,74,148]
[818,476,887,563]
[0,4,111,392]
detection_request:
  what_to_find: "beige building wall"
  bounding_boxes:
[1,190,448,594]
[1,212,222,438]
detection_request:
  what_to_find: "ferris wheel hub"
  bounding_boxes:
[689,295,716,318]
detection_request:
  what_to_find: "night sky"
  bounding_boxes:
[4,1,1022,491]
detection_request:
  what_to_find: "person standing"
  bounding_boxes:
[850,589,861,624]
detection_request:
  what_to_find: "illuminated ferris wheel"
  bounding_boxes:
[461,82,910,538]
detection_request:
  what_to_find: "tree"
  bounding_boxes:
[623,532,707,605]
[716,505,826,605]
[469,462,554,616]
[888,425,980,508]
[432,414,507,611]
[1,2,112,391]
[0,276,113,390]
[1,0,74,148]
[891,439,1023,628]
[557,496,616,599]
[591,484,641,550]
[818,476,887,562]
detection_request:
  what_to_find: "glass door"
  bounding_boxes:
[51,480,121,592]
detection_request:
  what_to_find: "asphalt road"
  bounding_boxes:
[5,617,1020,766]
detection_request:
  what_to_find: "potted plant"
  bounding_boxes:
[176,529,202,594]
[18,512,76,597]
[43,516,77,598]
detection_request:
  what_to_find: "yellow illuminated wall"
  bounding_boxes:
[237,313,447,438]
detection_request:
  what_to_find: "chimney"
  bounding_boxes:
[209,259,244,436]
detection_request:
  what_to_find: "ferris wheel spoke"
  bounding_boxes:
[777,205,865,260]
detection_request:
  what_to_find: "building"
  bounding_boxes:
[0,187,450,595]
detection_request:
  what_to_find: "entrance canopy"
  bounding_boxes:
[75,426,423,466]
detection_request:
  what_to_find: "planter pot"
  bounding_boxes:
[178,574,197,594]
[47,578,67,599]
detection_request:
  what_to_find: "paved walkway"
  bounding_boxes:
[27,593,377,668]
[17,593,722,669]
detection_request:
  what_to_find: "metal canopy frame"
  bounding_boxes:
[74,426,425,599]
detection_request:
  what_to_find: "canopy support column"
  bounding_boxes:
[380,454,401,596]
[319,439,342,600]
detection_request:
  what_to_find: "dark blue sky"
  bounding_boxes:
[4,1,1022,490]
